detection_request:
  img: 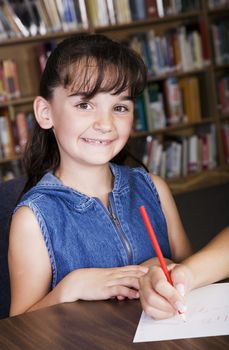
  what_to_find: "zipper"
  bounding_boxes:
[107,194,133,265]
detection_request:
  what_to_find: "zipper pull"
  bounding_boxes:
[110,211,119,225]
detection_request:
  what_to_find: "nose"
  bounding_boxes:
[93,112,113,134]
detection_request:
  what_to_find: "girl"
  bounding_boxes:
[8,33,192,316]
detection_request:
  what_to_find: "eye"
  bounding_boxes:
[75,102,92,110]
[114,105,129,113]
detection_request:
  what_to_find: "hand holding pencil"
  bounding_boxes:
[139,205,189,320]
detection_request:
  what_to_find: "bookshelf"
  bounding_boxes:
[0,0,229,193]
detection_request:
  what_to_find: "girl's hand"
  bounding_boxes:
[63,265,148,302]
[139,264,193,320]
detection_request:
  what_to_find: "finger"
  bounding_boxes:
[110,285,139,299]
[114,276,140,290]
[117,265,148,274]
[139,285,175,314]
[170,264,192,296]
[140,300,176,320]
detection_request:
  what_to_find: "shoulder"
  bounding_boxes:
[10,206,42,242]
[149,173,172,200]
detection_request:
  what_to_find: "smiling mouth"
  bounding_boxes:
[82,138,113,145]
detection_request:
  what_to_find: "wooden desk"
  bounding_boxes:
[0,299,228,350]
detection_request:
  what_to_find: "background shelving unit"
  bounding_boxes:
[0,0,228,193]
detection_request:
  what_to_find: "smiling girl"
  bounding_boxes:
[8,34,192,316]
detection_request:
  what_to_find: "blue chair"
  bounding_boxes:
[0,177,26,319]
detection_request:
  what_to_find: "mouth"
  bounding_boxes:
[81,138,113,145]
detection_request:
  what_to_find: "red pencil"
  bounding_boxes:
[139,205,186,321]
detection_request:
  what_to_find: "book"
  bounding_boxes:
[43,0,62,32]
[134,95,148,131]
[113,0,131,24]
[188,134,199,173]
[55,0,78,31]
[15,112,29,152]
[129,0,147,21]
[0,114,15,158]
[163,77,184,125]
[179,77,202,123]
[145,0,158,19]
[2,59,21,99]
[221,125,229,164]
[2,0,30,37]
[144,82,166,130]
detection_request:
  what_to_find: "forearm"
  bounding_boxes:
[182,227,229,290]
[10,271,79,316]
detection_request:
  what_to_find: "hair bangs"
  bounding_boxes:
[59,55,146,98]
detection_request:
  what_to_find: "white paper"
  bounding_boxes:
[134,283,229,342]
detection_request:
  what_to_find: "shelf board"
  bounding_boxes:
[131,118,215,138]
[0,155,22,165]
[220,113,229,120]
[148,65,211,82]
[0,28,89,47]
[168,168,229,194]
[0,96,34,108]
[208,7,229,17]
[214,63,229,71]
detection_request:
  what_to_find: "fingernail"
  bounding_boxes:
[175,283,185,297]
[175,301,187,313]
[141,267,149,273]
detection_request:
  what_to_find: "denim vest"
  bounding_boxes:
[15,163,171,288]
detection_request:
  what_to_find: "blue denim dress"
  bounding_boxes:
[15,163,171,288]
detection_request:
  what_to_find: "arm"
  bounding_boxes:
[150,174,192,261]
[139,174,192,319]
[180,226,229,289]
[8,207,148,316]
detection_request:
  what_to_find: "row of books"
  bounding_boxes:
[134,76,202,131]
[0,59,21,101]
[129,25,209,78]
[0,111,33,160]
[217,75,229,115]
[208,0,229,9]
[221,124,229,164]
[212,20,229,66]
[141,125,217,179]
[0,0,88,40]
[86,0,201,27]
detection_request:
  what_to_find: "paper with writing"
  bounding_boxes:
[133,283,229,342]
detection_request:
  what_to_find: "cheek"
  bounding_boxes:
[118,118,133,138]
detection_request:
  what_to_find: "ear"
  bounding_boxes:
[33,96,53,129]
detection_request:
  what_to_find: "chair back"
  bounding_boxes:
[0,177,26,319]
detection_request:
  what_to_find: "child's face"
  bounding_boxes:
[48,86,134,169]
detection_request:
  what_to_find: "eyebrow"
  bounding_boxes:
[67,92,134,101]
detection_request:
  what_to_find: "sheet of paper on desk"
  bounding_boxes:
[134,283,229,342]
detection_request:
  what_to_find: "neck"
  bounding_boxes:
[55,163,113,199]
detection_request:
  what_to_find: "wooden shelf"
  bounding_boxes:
[0,155,22,165]
[0,96,34,108]
[131,118,215,138]
[148,65,211,83]
[0,28,89,47]
[168,168,229,194]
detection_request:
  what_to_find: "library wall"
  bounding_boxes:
[0,0,229,193]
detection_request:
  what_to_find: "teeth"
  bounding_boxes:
[84,138,109,145]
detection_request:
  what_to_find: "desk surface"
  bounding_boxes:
[0,299,228,350]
